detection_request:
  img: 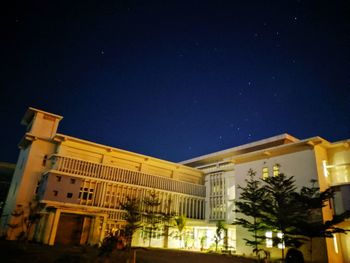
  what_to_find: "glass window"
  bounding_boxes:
[277,232,285,249]
[273,165,280,177]
[265,231,273,248]
[262,167,269,180]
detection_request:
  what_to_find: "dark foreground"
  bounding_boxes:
[0,240,255,263]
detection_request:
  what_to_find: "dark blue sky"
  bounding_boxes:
[1,1,349,163]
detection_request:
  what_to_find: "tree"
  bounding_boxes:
[142,190,162,247]
[261,174,305,260]
[236,170,349,262]
[213,220,226,252]
[174,215,187,248]
[234,169,267,257]
[7,198,43,244]
[120,196,142,249]
[293,180,349,262]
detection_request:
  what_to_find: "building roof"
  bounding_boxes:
[181,133,299,166]
[21,107,63,126]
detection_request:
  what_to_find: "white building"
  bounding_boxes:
[1,107,349,262]
[182,134,350,262]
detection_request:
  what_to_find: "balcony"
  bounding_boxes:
[47,155,206,197]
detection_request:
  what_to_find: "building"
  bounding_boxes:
[182,134,350,262]
[0,107,349,262]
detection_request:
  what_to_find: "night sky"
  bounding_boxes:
[1,1,350,163]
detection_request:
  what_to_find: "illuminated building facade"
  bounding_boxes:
[182,134,350,263]
[0,108,210,248]
[0,107,349,262]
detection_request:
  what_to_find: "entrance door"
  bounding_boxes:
[55,213,84,245]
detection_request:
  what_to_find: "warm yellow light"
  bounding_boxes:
[322,160,329,178]
[333,234,339,254]
[277,232,285,249]
[265,231,273,248]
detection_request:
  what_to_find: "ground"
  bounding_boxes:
[0,240,256,263]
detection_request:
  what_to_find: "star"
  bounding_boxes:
[101,50,105,55]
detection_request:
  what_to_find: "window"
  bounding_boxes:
[277,232,285,249]
[70,178,76,184]
[53,190,58,196]
[273,164,280,177]
[262,167,269,180]
[42,155,48,166]
[67,192,73,198]
[265,231,273,248]
[35,181,40,194]
[79,187,94,200]
[56,176,62,182]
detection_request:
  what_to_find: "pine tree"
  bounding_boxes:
[142,190,162,247]
[261,173,305,260]
[294,180,348,262]
[236,170,349,262]
[120,196,142,249]
[234,169,267,256]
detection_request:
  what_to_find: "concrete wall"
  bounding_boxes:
[233,149,327,262]
[58,138,203,184]
[40,173,82,204]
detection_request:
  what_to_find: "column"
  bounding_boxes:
[42,212,55,244]
[48,208,61,245]
[99,215,108,243]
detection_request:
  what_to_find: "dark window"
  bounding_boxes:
[42,155,48,166]
[56,176,61,182]
[67,192,73,198]
[35,181,40,194]
[53,190,58,196]
[79,187,94,200]
[70,178,76,184]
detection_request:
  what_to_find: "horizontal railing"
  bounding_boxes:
[48,155,205,197]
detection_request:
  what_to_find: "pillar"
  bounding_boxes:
[48,208,61,245]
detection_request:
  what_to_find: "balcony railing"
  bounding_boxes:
[48,155,205,197]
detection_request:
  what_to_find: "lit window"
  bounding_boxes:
[273,165,280,177]
[277,232,285,249]
[265,231,273,248]
[262,167,269,180]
